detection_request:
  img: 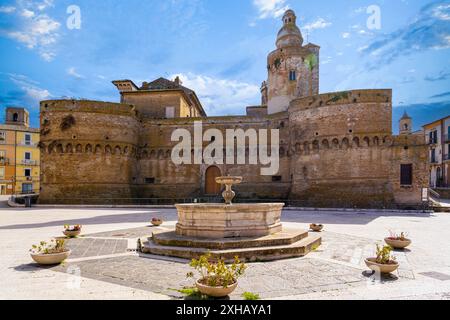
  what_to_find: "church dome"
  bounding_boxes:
[276,10,303,49]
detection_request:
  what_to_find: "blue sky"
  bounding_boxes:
[0,0,449,132]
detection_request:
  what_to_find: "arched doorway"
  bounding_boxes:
[205,166,221,195]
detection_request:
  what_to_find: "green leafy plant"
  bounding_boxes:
[327,91,350,104]
[304,53,318,96]
[375,244,396,265]
[30,239,67,255]
[187,253,246,288]
[274,58,282,69]
[242,292,260,300]
[175,287,209,300]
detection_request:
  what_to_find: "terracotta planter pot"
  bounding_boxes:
[384,238,411,249]
[310,224,323,232]
[31,250,71,265]
[151,220,163,226]
[196,279,238,298]
[63,230,81,238]
[365,258,399,274]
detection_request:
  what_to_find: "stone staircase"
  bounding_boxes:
[139,228,322,262]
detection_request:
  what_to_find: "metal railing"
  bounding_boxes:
[445,154,450,161]
[20,159,39,165]
[0,158,9,165]
[445,134,450,143]
[17,141,37,147]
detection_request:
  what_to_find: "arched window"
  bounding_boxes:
[289,70,296,81]
[13,113,18,122]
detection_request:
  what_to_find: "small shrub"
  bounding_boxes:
[64,225,82,231]
[30,239,67,255]
[375,244,396,265]
[242,292,260,300]
[388,231,408,241]
[187,253,246,288]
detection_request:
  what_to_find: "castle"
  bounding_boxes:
[38,10,429,208]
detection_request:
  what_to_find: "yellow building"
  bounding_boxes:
[0,107,40,195]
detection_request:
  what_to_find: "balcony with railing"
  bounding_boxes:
[445,153,450,161]
[20,159,39,166]
[15,176,40,182]
[430,157,440,164]
[428,137,439,145]
[445,134,450,143]
[18,141,37,147]
[0,157,9,165]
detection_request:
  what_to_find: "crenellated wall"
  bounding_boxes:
[38,100,140,204]
[38,91,428,208]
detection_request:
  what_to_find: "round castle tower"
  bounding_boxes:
[266,10,320,114]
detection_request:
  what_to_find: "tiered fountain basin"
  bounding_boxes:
[175,203,284,239]
[139,176,322,262]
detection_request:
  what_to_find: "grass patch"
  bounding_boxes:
[242,292,260,300]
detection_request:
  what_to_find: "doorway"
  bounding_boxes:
[205,166,221,195]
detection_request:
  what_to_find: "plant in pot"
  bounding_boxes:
[151,217,163,226]
[365,244,399,274]
[30,239,71,265]
[187,253,246,298]
[63,224,82,238]
[385,231,411,249]
[310,223,324,232]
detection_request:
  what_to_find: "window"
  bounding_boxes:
[24,168,31,177]
[272,176,282,182]
[400,164,413,186]
[13,113,18,122]
[431,149,437,163]
[289,70,296,81]
[145,177,156,184]
[165,107,175,119]
[0,131,5,143]
[25,134,31,145]
[0,168,4,178]
[22,183,33,194]
[25,152,31,160]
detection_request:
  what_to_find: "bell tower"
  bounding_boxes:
[266,9,320,115]
[399,111,412,135]
[5,107,29,127]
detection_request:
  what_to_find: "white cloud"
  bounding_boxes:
[67,67,84,79]
[37,0,54,11]
[25,87,50,100]
[303,18,332,32]
[3,1,60,61]
[0,6,16,13]
[8,73,51,101]
[21,9,35,18]
[171,73,260,115]
[342,32,350,39]
[253,0,289,19]
[433,4,450,21]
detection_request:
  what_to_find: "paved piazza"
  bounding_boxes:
[1,204,450,300]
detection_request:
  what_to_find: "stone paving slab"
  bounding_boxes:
[83,226,161,239]
[64,238,129,259]
[50,254,372,299]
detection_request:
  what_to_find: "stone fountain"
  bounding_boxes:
[140,177,321,262]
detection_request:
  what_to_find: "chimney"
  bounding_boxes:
[174,76,182,86]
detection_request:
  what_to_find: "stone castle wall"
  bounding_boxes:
[39,100,140,204]
[38,90,428,208]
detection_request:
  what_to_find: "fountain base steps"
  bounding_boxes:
[139,229,322,262]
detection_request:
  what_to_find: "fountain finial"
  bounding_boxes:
[215,176,242,205]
